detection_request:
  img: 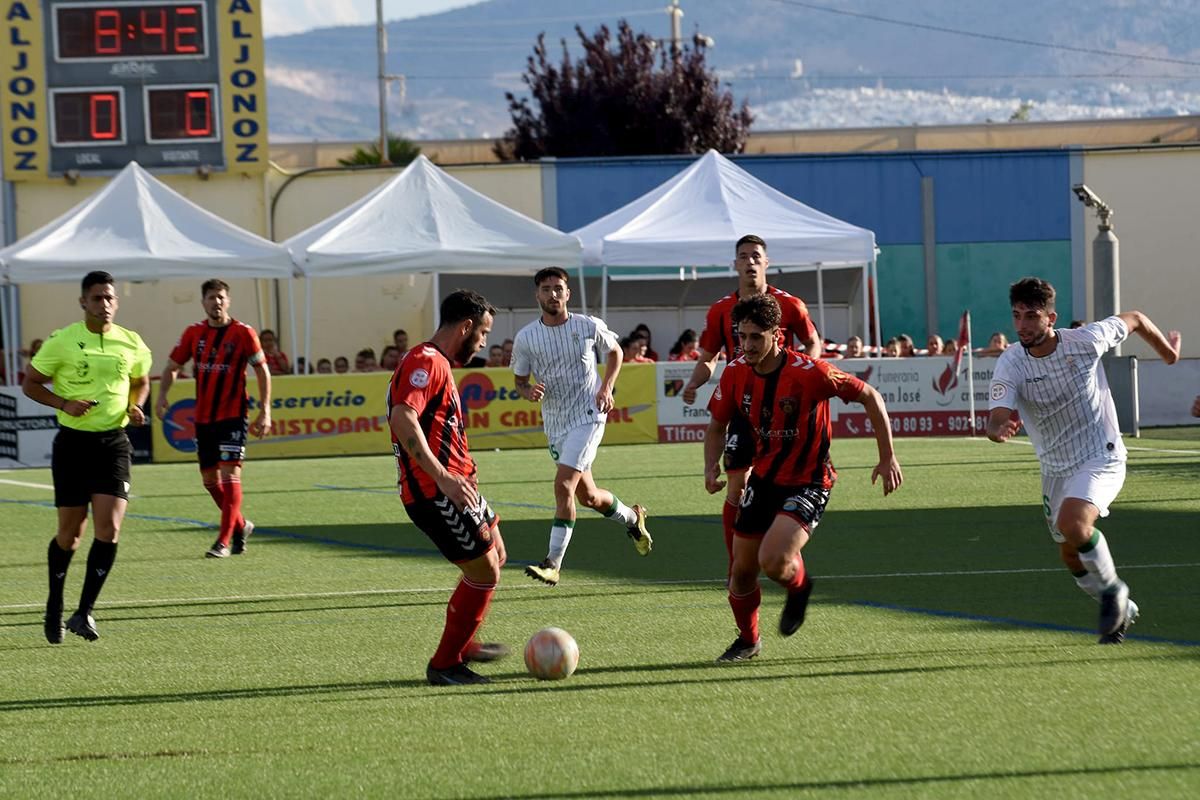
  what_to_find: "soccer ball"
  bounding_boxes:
[524,627,580,680]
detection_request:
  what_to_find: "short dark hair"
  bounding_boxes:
[81,271,114,293]
[735,234,767,253]
[201,279,230,296]
[261,328,276,338]
[1010,277,1056,312]
[393,328,407,338]
[440,289,496,328]
[534,266,570,286]
[732,293,781,330]
[334,356,349,366]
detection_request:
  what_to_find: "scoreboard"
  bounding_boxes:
[1,0,268,179]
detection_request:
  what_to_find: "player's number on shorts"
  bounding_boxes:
[1042,495,1052,518]
[549,444,560,461]
[740,485,755,509]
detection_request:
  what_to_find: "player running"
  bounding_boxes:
[684,234,823,565]
[157,280,271,559]
[704,293,901,662]
[388,289,511,685]
[987,277,1182,643]
[512,267,652,587]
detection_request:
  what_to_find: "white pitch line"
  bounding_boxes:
[1,563,1197,611]
[0,478,53,490]
[968,436,1200,456]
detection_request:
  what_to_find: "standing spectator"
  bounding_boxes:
[897,334,916,357]
[156,279,270,559]
[512,267,652,587]
[926,335,944,355]
[622,336,654,364]
[987,277,1182,642]
[23,271,152,643]
[845,335,865,359]
[485,345,504,367]
[388,290,510,685]
[295,357,312,375]
[632,324,659,361]
[980,332,1009,356]
[260,329,291,375]
[393,329,409,355]
[380,346,402,372]
[681,234,822,570]
[704,294,902,661]
[316,358,333,374]
[883,338,901,357]
[355,348,378,372]
[501,339,514,366]
[668,329,702,361]
[334,356,350,374]
[943,338,960,356]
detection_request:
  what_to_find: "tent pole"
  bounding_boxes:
[287,278,298,373]
[1,287,10,386]
[860,263,869,347]
[816,263,826,343]
[601,266,608,321]
[577,263,588,314]
[871,256,883,357]
[303,277,312,376]
[6,287,18,388]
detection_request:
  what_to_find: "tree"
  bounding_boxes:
[338,136,421,167]
[495,21,752,161]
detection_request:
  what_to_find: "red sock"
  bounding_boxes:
[204,480,224,510]
[778,553,808,592]
[728,584,761,644]
[431,578,496,669]
[721,501,738,562]
[218,477,243,547]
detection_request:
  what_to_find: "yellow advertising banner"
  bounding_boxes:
[151,364,658,463]
[0,0,49,178]
[217,0,269,173]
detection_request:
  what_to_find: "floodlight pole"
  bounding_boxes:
[1073,184,1120,355]
[376,0,391,165]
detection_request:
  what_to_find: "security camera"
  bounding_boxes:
[1072,184,1103,208]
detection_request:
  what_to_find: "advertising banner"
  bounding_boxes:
[152,365,658,463]
[831,356,997,437]
[0,387,58,468]
[655,360,726,443]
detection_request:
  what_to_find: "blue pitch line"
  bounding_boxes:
[854,599,1200,648]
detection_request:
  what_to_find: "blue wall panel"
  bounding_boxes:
[554,149,1073,246]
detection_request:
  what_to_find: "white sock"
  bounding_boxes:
[1077,530,1120,591]
[1073,571,1103,603]
[602,497,638,528]
[547,520,574,567]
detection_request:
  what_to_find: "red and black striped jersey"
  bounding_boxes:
[168,321,263,424]
[708,349,865,488]
[698,285,818,358]
[387,342,476,504]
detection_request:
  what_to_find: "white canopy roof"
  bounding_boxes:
[0,162,295,284]
[286,155,582,276]
[572,149,876,273]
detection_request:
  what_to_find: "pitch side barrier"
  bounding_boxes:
[133,355,1136,464]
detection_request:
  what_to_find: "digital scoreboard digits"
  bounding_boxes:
[55,3,206,60]
[1,0,268,179]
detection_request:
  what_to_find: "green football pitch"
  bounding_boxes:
[2,432,1198,798]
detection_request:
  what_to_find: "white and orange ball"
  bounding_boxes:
[524,627,580,680]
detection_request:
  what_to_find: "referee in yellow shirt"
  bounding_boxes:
[22,271,152,644]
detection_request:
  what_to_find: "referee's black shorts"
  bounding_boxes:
[51,427,132,507]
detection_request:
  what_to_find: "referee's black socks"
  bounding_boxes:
[77,540,118,616]
[46,538,74,613]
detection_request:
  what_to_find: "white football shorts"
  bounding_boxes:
[1041,459,1126,543]
[548,421,606,473]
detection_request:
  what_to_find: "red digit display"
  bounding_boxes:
[52,91,124,144]
[147,87,217,140]
[56,3,207,59]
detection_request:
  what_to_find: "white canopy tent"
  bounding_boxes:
[571,149,880,345]
[0,162,297,385]
[284,155,583,367]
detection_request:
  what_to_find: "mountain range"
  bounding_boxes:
[264,0,1200,141]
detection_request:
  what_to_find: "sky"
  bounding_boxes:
[263,0,480,38]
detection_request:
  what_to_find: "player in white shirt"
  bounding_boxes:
[512,267,653,586]
[987,278,1182,643]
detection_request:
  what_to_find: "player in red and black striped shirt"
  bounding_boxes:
[704,293,902,663]
[156,280,271,559]
[683,235,824,579]
[387,289,511,686]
